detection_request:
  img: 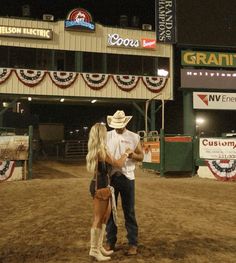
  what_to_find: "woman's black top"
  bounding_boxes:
[89,161,111,197]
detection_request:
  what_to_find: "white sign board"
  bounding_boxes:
[193,92,236,110]
[199,138,236,160]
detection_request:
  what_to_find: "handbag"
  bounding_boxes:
[94,161,111,201]
[95,187,111,200]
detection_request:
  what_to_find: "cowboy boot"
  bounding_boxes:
[98,224,114,256]
[89,228,111,261]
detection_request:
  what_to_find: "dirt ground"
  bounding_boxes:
[0,160,235,263]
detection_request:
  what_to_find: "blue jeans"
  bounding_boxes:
[106,173,138,247]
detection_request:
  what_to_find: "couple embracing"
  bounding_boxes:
[86,110,144,261]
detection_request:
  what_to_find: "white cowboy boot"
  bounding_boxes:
[89,228,111,261]
[98,224,114,256]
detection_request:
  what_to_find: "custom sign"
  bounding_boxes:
[155,0,176,43]
[142,141,160,163]
[181,51,236,68]
[181,69,236,90]
[193,92,236,110]
[65,8,95,31]
[199,138,236,160]
[0,136,29,160]
[0,26,52,39]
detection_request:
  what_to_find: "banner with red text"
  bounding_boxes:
[199,138,236,160]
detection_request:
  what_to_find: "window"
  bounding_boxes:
[0,46,9,67]
[83,52,104,73]
[36,49,52,70]
[10,47,36,69]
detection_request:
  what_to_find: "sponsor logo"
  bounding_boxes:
[197,94,208,105]
[65,8,95,31]
[108,33,139,48]
[141,39,156,49]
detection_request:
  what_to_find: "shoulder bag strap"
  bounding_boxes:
[95,159,98,191]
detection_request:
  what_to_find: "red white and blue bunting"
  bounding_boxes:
[49,71,78,89]
[81,73,109,90]
[142,76,167,93]
[206,160,236,181]
[0,68,12,84]
[0,68,168,93]
[0,161,15,182]
[112,75,139,91]
[15,69,46,87]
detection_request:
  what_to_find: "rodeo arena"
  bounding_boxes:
[0,4,236,263]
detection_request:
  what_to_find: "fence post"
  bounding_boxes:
[160,128,165,176]
[28,125,33,179]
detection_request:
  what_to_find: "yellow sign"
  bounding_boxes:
[182,51,236,68]
[0,26,53,39]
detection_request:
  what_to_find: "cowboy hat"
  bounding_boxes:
[107,110,132,129]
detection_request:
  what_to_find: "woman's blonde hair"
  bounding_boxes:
[86,123,107,173]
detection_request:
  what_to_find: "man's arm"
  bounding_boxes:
[129,141,144,162]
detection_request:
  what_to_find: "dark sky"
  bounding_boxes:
[1,0,236,47]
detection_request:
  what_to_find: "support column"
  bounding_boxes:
[150,101,156,131]
[183,91,195,136]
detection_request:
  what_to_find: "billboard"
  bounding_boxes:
[181,69,236,90]
[199,138,236,160]
[193,92,236,110]
[181,51,236,68]
[155,0,176,43]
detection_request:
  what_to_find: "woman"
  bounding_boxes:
[86,123,131,261]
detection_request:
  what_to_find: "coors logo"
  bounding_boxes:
[108,33,139,48]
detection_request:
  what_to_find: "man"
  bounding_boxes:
[105,110,144,255]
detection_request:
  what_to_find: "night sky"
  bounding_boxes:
[1,0,236,47]
[0,0,235,135]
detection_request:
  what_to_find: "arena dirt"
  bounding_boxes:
[0,160,235,263]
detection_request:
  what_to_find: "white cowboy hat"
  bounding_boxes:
[107,110,132,129]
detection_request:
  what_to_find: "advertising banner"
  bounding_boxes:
[142,141,160,163]
[181,51,236,68]
[193,92,236,110]
[0,136,29,160]
[181,69,236,90]
[155,0,176,43]
[0,26,52,39]
[199,138,236,160]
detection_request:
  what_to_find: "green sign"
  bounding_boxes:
[181,51,236,68]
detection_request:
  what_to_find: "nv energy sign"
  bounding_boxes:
[193,92,236,110]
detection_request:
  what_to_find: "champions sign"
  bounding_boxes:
[65,8,95,31]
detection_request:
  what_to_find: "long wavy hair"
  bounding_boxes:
[86,123,107,173]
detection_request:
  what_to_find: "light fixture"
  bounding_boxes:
[60,98,65,102]
[3,102,8,107]
[28,97,32,101]
[196,117,205,125]
[157,69,169,77]
[91,99,97,104]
